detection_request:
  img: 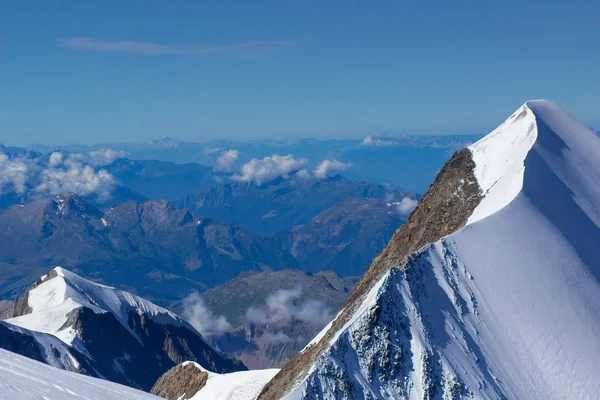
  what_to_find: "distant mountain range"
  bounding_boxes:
[102,159,221,201]
[0,194,295,304]
[178,175,417,236]
[277,196,413,276]
[23,135,482,193]
[200,270,359,369]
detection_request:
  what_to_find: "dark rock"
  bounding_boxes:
[258,148,483,400]
[150,363,209,400]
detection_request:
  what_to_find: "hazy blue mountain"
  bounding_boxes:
[0,194,296,305]
[200,270,359,369]
[178,175,416,236]
[277,197,413,276]
[103,158,221,200]
[26,135,481,193]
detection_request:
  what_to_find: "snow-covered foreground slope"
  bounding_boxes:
[260,100,600,400]
[151,361,279,400]
[3,267,245,390]
[0,349,158,400]
[187,362,279,400]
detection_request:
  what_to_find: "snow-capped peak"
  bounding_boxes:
[7,267,186,346]
[467,103,537,224]
[260,100,600,400]
[468,99,600,225]
[4,267,246,391]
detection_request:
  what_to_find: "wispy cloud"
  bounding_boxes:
[60,37,298,55]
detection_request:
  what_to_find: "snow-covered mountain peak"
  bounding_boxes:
[259,101,600,400]
[7,267,185,346]
[468,99,600,225]
[467,103,537,224]
[3,267,246,391]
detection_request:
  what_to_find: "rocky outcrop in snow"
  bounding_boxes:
[152,361,278,400]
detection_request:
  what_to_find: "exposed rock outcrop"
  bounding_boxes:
[150,363,209,400]
[259,148,483,399]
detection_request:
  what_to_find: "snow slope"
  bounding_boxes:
[6,267,186,346]
[0,349,158,400]
[278,100,600,399]
[0,320,83,372]
[183,362,279,400]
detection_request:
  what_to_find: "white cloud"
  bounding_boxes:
[0,153,30,194]
[362,135,374,146]
[295,169,311,179]
[203,147,223,155]
[87,148,128,166]
[245,285,332,329]
[233,154,307,185]
[397,197,419,216]
[313,159,352,179]
[0,152,120,199]
[361,135,399,147]
[215,149,240,172]
[260,332,294,345]
[182,292,232,337]
[61,37,298,56]
[48,152,63,167]
[37,162,116,198]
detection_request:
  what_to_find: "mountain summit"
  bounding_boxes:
[3,267,245,391]
[258,100,600,399]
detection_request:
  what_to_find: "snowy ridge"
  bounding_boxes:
[0,349,158,400]
[182,362,279,400]
[279,100,600,399]
[0,320,82,372]
[3,267,245,391]
[467,103,537,224]
[6,267,187,345]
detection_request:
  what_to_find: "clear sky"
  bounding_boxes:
[1,1,599,145]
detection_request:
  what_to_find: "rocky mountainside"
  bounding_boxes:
[199,270,359,369]
[0,183,147,211]
[0,194,296,305]
[2,268,245,391]
[278,197,413,276]
[178,175,416,236]
[258,100,600,399]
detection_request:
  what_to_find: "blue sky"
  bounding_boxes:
[1,1,599,145]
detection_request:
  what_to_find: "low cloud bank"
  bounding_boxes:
[313,159,352,179]
[396,197,419,216]
[215,149,240,172]
[233,154,308,185]
[229,154,352,185]
[246,285,332,329]
[0,149,128,199]
[181,292,232,337]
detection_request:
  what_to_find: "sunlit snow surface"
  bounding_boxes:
[6,267,186,348]
[283,100,600,399]
[0,349,158,400]
[183,362,279,400]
